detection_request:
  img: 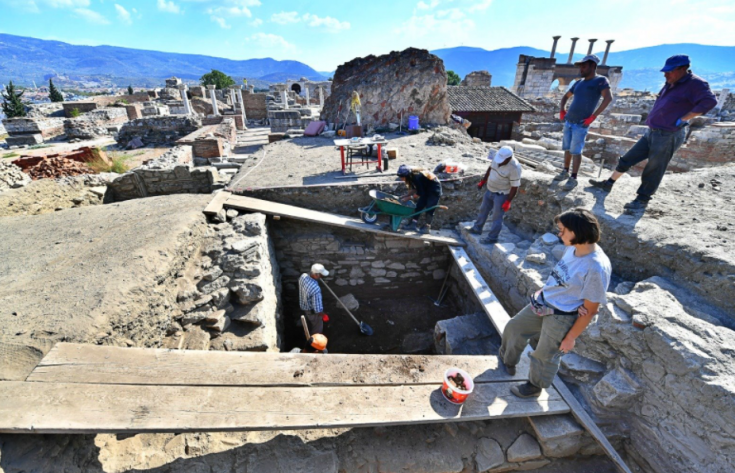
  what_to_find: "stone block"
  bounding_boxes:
[476,437,504,471]
[338,293,359,311]
[6,134,43,146]
[592,367,642,409]
[506,434,542,463]
[528,414,585,458]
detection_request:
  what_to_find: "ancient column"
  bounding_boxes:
[237,85,248,126]
[319,87,324,108]
[567,38,579,64]
[178,84,192,116]
[281,90,289,110]
[587,39,598,56]
[715,88,730,112]
[602,40,615,65]
[550,36,561,59]
[207,84,219,116]
[305,86,310,106]
[229,87,237,108]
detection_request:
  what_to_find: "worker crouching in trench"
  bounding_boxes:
[397,164,443,234]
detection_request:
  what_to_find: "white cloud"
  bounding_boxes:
[211,16,230,29]
[250,18,263,27]
[302,13,350,32]
[271,11,300,24]
[247,32,295,51]
[73,7,110,24]
[1,0,90,13]
[417,0,439,9]
[114,4,131,24]
[396,8,475,43]
[157,0,180,14]
[415,0,492,12]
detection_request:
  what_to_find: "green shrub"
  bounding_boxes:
[69,108,81,118]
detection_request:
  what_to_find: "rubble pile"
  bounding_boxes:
[0,160,32,191]
[427,126,473,146]
[23,157,94,180]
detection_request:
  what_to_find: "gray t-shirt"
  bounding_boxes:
[486,157,522,194]
[542,245,612,312]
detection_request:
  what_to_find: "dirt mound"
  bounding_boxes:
[24,156,94,179]
[426,126,473,146]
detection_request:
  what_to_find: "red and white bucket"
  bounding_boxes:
[441,368,474,405]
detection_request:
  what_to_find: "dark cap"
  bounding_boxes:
[574,54,600,66]
[661,55,690,72]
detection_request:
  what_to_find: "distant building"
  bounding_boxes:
[447,86,535,142]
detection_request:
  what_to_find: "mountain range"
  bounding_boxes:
[1,33,734,92]
[0,33,326,87]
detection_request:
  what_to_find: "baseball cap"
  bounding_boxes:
[493,146,514,164]
[574,54,600,66]
[397,164,411,177]
[661,55,690,72]
[311,263,329,277]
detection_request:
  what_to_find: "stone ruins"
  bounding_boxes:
[1,43,734,473]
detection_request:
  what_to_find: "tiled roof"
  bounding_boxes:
[447,86,536,113]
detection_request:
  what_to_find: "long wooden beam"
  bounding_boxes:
[0,380,568,434]
[224,194,465,246]
[26,343,530,387]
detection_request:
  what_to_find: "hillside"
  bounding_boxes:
[0,33,326,87]
[433,43,735,91]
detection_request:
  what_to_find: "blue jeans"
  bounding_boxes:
[615,128,687,201]
[562,122,589,155]
[471,190,507,239]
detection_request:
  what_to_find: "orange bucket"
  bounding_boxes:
[441,368,474,404]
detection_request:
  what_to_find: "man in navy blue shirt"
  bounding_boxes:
[590,55,717,211]
[555,54,613,190]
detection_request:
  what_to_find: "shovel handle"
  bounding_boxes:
[301,315,311,340]
[320,279,361,326]
[439,205,448,210]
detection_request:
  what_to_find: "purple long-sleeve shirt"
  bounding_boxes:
[646,73,717,131]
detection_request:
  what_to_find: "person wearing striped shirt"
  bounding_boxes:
[299,263,329,334]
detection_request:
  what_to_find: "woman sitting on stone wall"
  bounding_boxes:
[500,208,612,398]
[396,164,443,235]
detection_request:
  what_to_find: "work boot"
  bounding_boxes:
[418,224,431,234]
[562,177,578,190]
[511,382,543,398]
[624,199,648,211]
[481,236,498,245]
[500,359,516,376]
[589,178,613,192]
[552,169,570,181]
[468,226,482,235]
[402,219,418,231]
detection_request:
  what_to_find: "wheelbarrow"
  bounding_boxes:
[358,189,447,231]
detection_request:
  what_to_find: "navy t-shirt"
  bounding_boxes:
[566,76,610,124]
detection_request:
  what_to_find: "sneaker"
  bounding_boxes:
[402,220,418,231]
[562,178,578,190]
[552,170,570,182]
[624,199,648,210]
[501,360,516,376]
[468,227,482,235]
[511,382,543,398]
[481,237,498,245]
[589,179,613,192]
[418,224,431,234]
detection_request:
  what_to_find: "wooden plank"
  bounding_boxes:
[224,194,465,247]
[203,190,231,216]
[449,246,511,333]
[448,248,631,473]
[0,381,569,434]
[553,378,632,473]
[27,343,530,387]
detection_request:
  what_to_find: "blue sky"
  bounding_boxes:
[1,0,734,71]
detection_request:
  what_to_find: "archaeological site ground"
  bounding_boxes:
[1,45,734,473]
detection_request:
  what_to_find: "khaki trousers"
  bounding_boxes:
[499,304,576,388]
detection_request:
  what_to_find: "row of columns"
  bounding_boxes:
[549,36,615,66]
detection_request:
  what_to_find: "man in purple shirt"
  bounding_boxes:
[589,55,717,211]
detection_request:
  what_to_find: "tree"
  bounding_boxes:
[1,81,26,118]
[447,70,461,86]
[200,69,235,90]
[127,85,134,95]
[48,79,64,102]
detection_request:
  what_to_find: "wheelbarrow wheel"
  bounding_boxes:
[361,212,379,224]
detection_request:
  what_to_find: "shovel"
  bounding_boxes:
[319,279,374,336]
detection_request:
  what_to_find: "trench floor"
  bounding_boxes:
[284,294,461,355]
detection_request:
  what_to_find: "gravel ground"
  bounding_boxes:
[228,127,494,191]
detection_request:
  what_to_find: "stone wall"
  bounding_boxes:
[167,211,282,352]
[322,48,451,129]
[243,92,268,120]
[512,56,555,98]
[462,71,492,87]
[108,146,218,201]
[1,116,65,139]
[271,220,450,302]
[116,116,202,146]
[267,109,319,133]
[62,102,99,117]
[63,107,129,140]
[458,226,735,473]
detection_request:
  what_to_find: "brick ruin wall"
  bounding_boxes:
[63,107,129,140]
[1,116,65,139]
[108,146,218,201]
[244,92,268,120]
[462,70,492,87]
[322,48,452,129]
[116,116,203,146]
